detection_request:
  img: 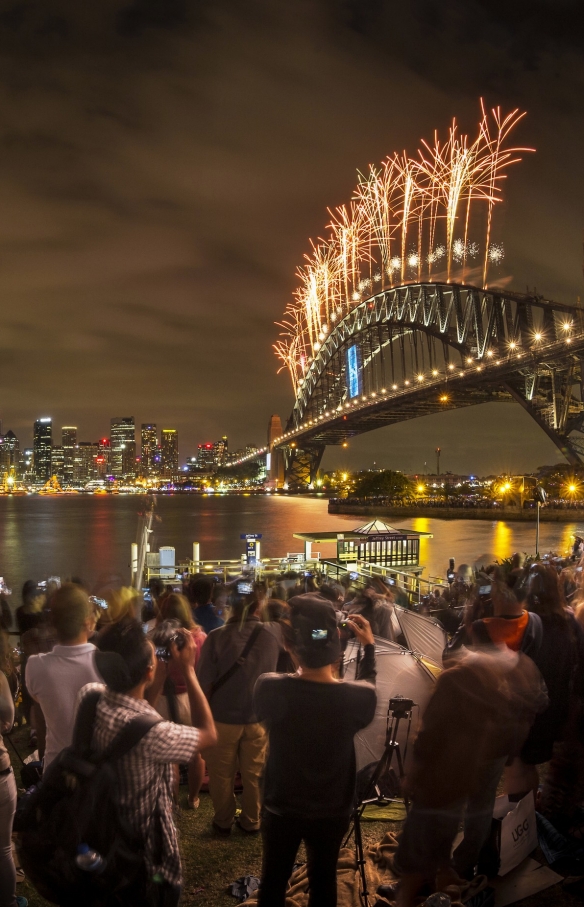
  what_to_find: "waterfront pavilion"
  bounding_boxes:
[293,519,432,571]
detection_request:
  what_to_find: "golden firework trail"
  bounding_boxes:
[274,102,533,393]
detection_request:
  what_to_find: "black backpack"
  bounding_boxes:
[15,690,162,907]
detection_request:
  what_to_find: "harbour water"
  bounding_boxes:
[0,494,581,600]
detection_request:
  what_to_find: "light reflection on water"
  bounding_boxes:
[0,495,580,598]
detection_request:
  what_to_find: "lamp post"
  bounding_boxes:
[435,447,441,475]
[533,485,546,556]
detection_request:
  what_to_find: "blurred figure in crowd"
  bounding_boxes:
[151,593,207,808]
[344,578,396,640]
[505,563,584,796]
[197,590,279,834]
[187,576,224,634]
[395,648,547,904]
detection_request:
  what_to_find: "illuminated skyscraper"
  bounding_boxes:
[33,418,53,483]
[1,430,20,478]
[161,429,179,477]
[197,443,215,471]
[214,435,228,466]
[141,424,157,476]
[62,427,77,486]
[110,417,135,478]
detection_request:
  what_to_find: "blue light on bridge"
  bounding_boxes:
[347,345,361,398]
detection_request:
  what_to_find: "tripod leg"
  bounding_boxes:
[394,745,410,810]
[353,809,371,907]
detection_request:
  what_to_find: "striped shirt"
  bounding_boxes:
[77,683,199,886]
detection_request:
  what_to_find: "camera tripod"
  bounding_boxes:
[345,697,415,907]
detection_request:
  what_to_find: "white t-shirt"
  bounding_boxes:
[26,643,102,767]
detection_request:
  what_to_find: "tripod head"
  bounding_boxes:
[388,696,415,719]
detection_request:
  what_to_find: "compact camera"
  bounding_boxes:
[150,619,187,662]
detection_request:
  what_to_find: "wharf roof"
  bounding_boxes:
[293,519,433,543]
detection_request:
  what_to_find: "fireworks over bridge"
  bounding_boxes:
[237,104,584,486]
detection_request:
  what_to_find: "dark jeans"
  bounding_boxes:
[258,811,349,907]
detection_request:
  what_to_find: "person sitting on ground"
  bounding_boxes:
[394,647,548,905]
[82,620,216,906]
[25,584,102,768]
[150,593,207,809]
[196,590,280,834]
[186,576,224,634]
[254,596,377,907]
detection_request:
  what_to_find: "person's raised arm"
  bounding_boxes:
[170,630,217,750]
[346,615,376,684]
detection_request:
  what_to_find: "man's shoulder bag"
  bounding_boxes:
[207,623,264,699]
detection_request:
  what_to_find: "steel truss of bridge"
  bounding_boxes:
[271,283,584,487]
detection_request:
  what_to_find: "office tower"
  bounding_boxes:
[141,424,157,476]
[62,427,77,486]
[33,418,53,483]
[96,438,110,477]
[73,442,99,484]
[51,446,65,482]
[121,440,137,479]
[110,417,135,478]
[161,429,179,477]
[1,431,21,477]
[213,435,228,467]
[197,443,215,471]
[23,448,34,481]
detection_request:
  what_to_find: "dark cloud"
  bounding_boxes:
[0,0,582,474]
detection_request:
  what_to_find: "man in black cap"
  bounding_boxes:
[253,593,377,907]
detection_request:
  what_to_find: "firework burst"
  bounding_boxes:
[275,101,533,393]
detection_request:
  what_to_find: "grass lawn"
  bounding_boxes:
[5,725,583,907]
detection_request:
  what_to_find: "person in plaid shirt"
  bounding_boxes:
[77,620,216,906]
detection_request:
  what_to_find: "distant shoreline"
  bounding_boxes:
[328,502,584,523]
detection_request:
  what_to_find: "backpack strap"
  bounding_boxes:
[207,623,263,699]
[72,689,163,764]
[96,712,163,765]
[72,689,102,755]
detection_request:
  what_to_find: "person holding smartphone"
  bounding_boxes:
[253,594,377,907]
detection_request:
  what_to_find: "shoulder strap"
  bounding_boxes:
[97,712,163,765]
[520,611,543,658]
[207,623,264,700]
[72,689,102,754]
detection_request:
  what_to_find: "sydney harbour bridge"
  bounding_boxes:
[229,281,584,488]
[271,282,584,487]
[227,107,584,487]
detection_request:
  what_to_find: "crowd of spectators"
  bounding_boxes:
[0,553,584,906]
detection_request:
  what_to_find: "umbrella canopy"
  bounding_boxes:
[394,606,448,667]
[343,636,437,772]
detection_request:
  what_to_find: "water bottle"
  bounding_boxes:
[75,843,105,873]
[422,894,451,907]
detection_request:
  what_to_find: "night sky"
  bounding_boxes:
[1,1,583,475]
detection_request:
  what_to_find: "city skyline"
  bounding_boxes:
[0,4,583,477]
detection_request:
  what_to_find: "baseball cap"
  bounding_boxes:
[287,593,341,668]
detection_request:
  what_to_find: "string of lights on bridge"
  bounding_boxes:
[267,320,578,449]
[226,319,579,467]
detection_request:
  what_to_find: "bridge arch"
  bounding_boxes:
[276,283,584,487]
